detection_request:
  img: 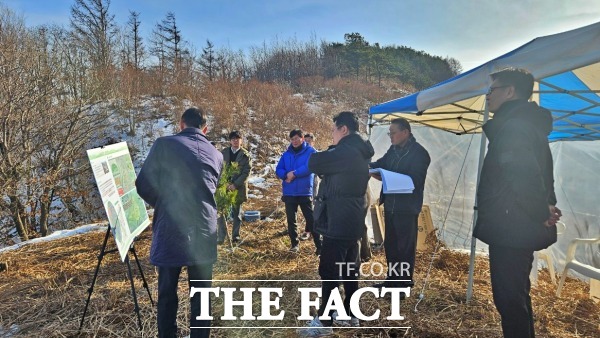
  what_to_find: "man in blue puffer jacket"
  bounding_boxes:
[276,129,321,254]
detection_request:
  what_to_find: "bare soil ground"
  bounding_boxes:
[0,181,598,337]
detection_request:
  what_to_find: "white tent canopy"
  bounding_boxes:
[368,21,600,299]
[370,21,600,141]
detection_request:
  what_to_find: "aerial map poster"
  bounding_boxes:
[87,142,150,261]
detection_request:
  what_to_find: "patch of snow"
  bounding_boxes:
[248,194,264,199]
[305,102,322,113]
[260,166,272,176]
[248,177,265,184]
[248,176,272,189]
[0,223,107,254]
[0,324,19,337]
[452,248,489,257]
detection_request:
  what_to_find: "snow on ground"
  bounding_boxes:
[0,223,107,254]
[248,176,275,190]
[305,101,322,114]
[0,324,19,337]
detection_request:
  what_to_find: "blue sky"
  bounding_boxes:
[4,0,600,71]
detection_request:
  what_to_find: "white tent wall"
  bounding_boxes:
[369,125,600,280]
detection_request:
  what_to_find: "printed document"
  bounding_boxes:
[369,168,414,194]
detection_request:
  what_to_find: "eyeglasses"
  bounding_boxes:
[387,130,404,136]
[487,85,509,95]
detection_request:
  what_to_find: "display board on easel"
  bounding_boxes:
[81,142,153,331]
[87,142,150,261]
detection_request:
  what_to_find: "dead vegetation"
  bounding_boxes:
[0,181,598,338]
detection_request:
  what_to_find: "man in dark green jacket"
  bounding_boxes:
[217,130,252,244]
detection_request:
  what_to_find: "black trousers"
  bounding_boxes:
[284,197,321,250]
[383,211,418,286]
[360,227,372,262]
[489,245,535,338]
[157,264,213,338]
[318,237,361,318]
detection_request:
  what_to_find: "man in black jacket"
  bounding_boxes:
[473,68,561,338]
[297,112,374,336]
[370,118,430,290]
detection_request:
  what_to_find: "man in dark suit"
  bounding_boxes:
[217,130,252,244]
[136,107,223,338]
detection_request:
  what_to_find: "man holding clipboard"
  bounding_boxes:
[370,118,430,292]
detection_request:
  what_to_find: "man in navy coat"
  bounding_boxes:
[136,107,223,338]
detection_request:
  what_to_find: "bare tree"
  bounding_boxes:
[1,5,114,240]
[0,8,56,240]
[117,10,146,135]
[70,0,117,70]
[152,12,183,76]
[34,25,113,235]
[124,10,144,70]
[199,39,219,81]
[248,36,322,84]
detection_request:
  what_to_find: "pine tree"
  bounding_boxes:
[215,163,240,218]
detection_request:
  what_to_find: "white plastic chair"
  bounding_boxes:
[530,222,565,286]
[556,235,600,297]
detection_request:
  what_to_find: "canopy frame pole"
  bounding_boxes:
[466,101,490,303]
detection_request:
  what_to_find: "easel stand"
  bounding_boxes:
[79,225,154,332]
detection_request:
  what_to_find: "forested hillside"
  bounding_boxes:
[0,0,460,245]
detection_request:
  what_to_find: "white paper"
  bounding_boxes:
[370,168,414,194]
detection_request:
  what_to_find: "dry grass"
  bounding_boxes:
[0,181,598,338]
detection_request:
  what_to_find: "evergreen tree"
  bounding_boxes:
[215,163,240,218]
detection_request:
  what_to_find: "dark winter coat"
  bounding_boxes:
[473,99,557,251]
[221,147,252,204]
[370,135,430,214]
[276,142,316,197]
[135,128,223,267]
[308,133,375,240]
